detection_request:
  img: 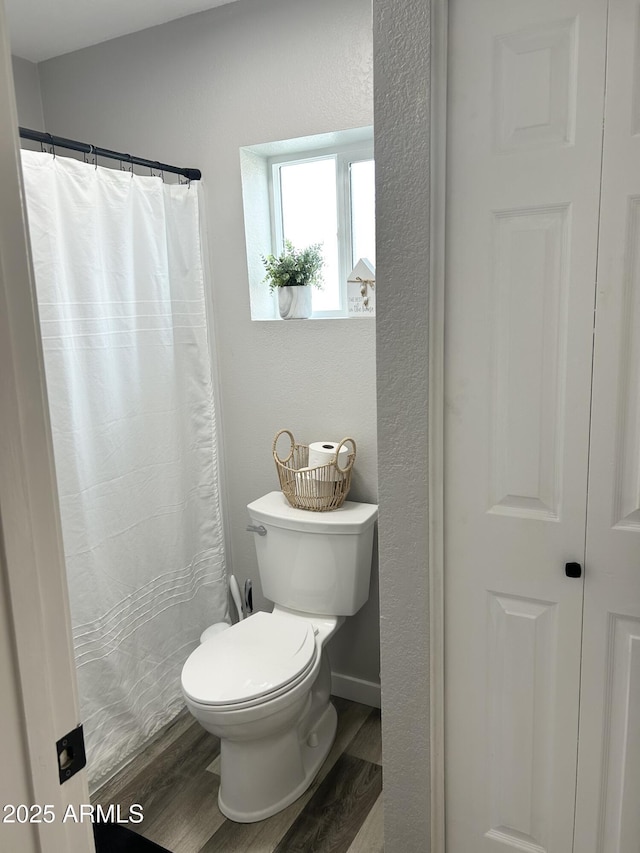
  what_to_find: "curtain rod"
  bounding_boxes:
[19,127,202,181]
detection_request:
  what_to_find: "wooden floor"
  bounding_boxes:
[92,697,383,853]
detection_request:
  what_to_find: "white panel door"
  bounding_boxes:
[444,1,607,851]
[574,0,640,849]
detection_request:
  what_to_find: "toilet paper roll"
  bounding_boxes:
[294,466,335,498]
[307,441,350,473]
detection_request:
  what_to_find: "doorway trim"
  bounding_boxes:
[0,15,95,853]
[429,1,448,851]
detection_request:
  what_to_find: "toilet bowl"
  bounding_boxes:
[181,490,378,823]
[182,607,342,822]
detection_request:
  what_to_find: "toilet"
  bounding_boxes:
[180,490,378,823]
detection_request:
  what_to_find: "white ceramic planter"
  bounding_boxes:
[277,285,312,319]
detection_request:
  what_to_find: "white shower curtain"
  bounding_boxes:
[21,150,227,788]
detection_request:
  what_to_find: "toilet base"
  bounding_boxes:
[217,700,337,823]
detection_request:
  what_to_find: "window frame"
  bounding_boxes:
[268,142,375,319]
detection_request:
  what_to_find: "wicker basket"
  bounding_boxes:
[273,429,356,512]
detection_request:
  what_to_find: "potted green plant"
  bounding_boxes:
[262,240,324,319]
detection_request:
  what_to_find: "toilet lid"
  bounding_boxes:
[181,611,317,707]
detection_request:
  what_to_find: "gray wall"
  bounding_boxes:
[33,0,379,688]
[374,0,432,848]
[11,55,44,129]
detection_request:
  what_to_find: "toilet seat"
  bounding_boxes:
[181,611,318,710]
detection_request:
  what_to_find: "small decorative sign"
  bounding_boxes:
[347,258,376,318]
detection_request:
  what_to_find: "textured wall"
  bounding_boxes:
[374,0,432,847]
[11,55,44,129]
[36,0,380,687]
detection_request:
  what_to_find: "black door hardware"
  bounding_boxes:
[565,562,582,579]
[56,724,86,784]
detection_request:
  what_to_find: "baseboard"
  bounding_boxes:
[331,671,381,708]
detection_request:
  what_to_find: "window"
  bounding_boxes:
[270,146,375,317]
[240,127,374,321]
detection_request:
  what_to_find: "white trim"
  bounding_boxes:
[267,140,374,167]
[0,15,94,853]
[429,1,448,851]
[335,152,352,316]
[330,671,381,709]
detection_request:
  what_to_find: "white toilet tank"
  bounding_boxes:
[247,491,378,616]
